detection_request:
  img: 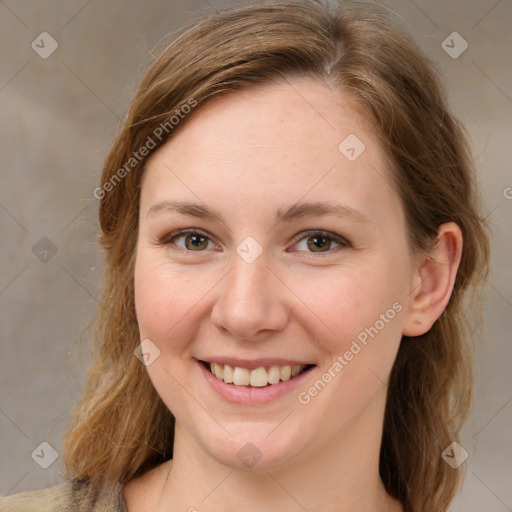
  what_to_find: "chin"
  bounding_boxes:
[199,423,309,472]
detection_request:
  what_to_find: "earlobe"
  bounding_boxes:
[402,222,463,337]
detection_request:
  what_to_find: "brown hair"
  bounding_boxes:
[62,1,490,510]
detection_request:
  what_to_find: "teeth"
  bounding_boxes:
[213,362,223,380]
[233,366,250,386]
[268,365,280,384]
[280,365,291,381]
[223,364,234,384]
[250,367,268,387]
[208,362,309,387]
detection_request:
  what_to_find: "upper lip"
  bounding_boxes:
[198,357,315,370]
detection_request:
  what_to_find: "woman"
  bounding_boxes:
[1,1,490,511]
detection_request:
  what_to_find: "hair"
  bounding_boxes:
[61,1,490,511]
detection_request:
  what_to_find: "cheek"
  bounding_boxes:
[133,257,202,410]
[291,261,403,357]
[133,255,215,349]
[134,265,174,340]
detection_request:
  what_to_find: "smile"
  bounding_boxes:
[202,361,314,387]
[197,358,317,404]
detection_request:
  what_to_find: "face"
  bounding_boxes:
[134,78,416,471]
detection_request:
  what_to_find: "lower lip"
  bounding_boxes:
[197,360,315,405]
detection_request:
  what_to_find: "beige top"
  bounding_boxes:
[0,479,128,512]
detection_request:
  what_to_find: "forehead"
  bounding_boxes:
[140,79,402,230]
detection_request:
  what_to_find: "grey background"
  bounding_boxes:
[0,0,510,510]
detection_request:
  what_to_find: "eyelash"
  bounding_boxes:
[157,228,351,256]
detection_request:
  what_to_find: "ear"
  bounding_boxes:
[402,222,463,337]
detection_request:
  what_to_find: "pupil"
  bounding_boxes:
[308,236,329,252]
[187,235,206,250]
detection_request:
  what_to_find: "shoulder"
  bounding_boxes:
[0,479,126,512]
[0,481,77,512]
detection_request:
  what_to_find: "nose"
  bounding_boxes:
[210,251,289,342]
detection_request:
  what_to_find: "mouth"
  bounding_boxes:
[199,360,316,388]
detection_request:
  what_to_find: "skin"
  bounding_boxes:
[124,78,463,512]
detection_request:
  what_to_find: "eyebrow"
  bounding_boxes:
[146,199,373,227]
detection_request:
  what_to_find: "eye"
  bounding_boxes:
[160,229,218,252]
[158,228,350,255]
[289,230,351,255]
